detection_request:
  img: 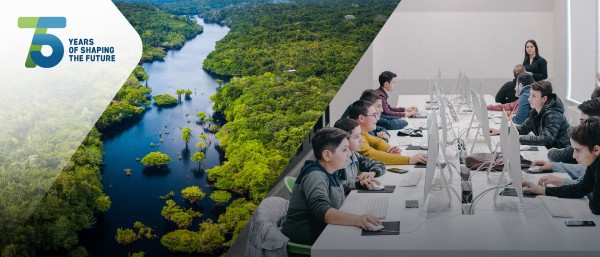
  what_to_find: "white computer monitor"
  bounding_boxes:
[423,112,452,211]
[467,89,493,154]
[477,93,493,153]
[492,119,524,207]
[508,122,524,202]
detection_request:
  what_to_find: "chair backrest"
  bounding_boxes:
[284,176,296,194]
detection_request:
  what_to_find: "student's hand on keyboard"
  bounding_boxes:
[360,178,381,190]
[406,109,419,117]
[357,171,376,181]
[387,146,401,154]
[409,153,427,165]
[406,106,418,112]
[522,181,546,195]
[531,160,552,171]
[538,175,566,187]
[356,213,381,231]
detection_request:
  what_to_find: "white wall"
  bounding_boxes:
[372,0,556,101]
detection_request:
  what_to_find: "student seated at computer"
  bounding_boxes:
[360,89,408,130]
[348,100,427,165]
[376,71,419,118]
[281,127,381,245]
[494,64,525,104]
[491,81,569,148]
[334,118,386,194]
[522,117,600,215]
[489,72,534,125]
[548,98,600,164]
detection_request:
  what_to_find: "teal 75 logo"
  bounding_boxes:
[18,17,66,68]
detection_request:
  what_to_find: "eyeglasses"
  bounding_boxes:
[362,113,378,119]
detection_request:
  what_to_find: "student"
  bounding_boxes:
[376,71,419,118]
[509,72,534,125]
[494,64,524,104]
[549,98,600,163]
[523,117,600,215]
[282,127,380,245]
[360,89,408,130]
[522,39,548,81]
[493,81,569,148]
[348,100,427,165]
[334,118,386,194]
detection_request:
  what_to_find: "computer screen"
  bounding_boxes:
[467,89,493,154]
[477,92,493,153]
[423,110,439,204]
[508,122,524,202]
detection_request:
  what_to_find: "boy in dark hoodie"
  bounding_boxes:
[282,127,380,245]
[494,81,570,149]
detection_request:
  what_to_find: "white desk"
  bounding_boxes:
[312,95,599,257]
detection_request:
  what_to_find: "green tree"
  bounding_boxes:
[175,89,185,101]
[115,228,138,245]
[170,211,193,228]
[208,124,219,132]
[196,111,206,120]
[184,89,193,97]
[95,195,111,212]
[181,186,205,204]
[197,220,226,253]
[153,94,178,107]
[131,252,145,257]
[191,151,205,169]
[160,230,197,253]
[140,152,171,167]
[209,190,232,205]
[134,221,157,239]
[181,127,192,147]
[195,141,207,151]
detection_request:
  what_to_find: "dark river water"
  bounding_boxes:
[79,17,232,257]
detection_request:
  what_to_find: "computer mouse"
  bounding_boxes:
[371,184,385,191]
[520,145,531,151]
[367,222,384,231]
[528,166,541,172]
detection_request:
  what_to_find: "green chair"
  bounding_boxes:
[284,176,296,194]
[287,241,311,255]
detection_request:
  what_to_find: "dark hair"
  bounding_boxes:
[592,86,600,100]
[312,127,349,160]
[523,39,541,64]
[334,118,360,133]
[513,64,525,78]
[530,80,553,98]
[516,72,534,87]
[578,98,600,117]
[359,89,382,104]
[569,117,600,152]
[347,100,373,120]
[378,71,397,88]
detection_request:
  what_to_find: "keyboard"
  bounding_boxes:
[397,136,412,146]
[538,196,574,218]
[404,150,427,156]
[398,170,424,187]
[412,120,427,129]
[366,196,389,219]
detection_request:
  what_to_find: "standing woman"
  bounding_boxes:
[522,39,548,81]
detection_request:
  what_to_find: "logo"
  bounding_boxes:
[18,17,66,68]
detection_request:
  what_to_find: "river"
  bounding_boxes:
[79,17,231,257]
